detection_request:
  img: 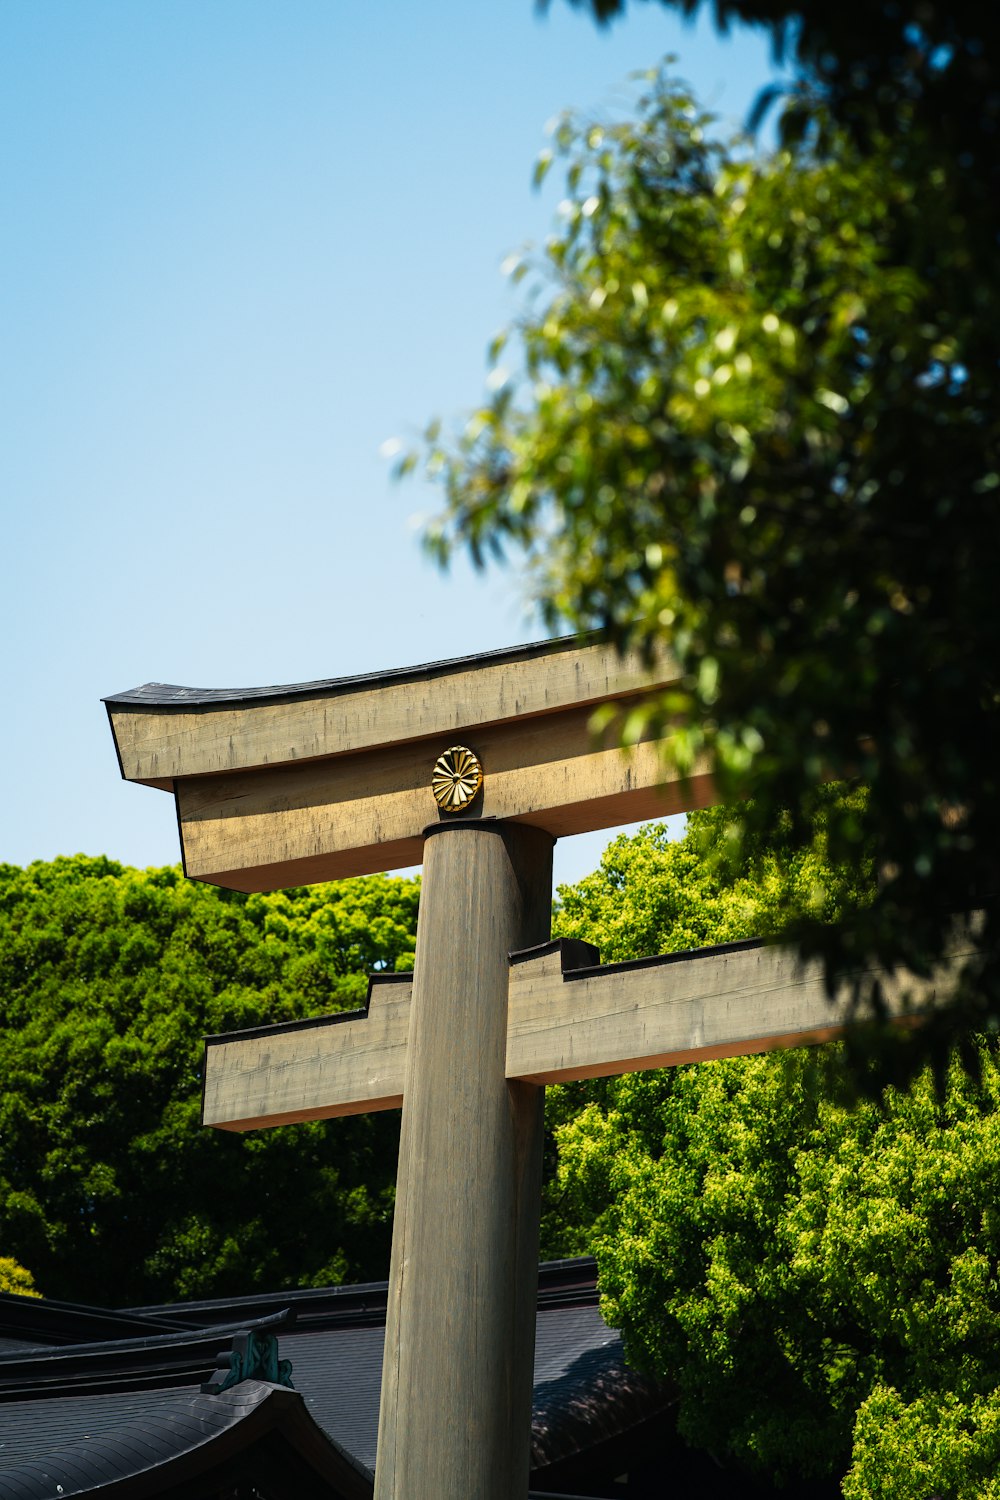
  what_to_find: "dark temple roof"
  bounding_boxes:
[0,1293,194,1355]
[0,1308,293,1403]
[0,1381,371,1500]
[0,1258,670,1499]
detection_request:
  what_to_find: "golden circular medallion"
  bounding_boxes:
[431,745,483,812]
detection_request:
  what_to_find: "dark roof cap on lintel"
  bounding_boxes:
[103,634,591,710]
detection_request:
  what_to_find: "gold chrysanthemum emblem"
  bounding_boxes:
[431,745,483,812]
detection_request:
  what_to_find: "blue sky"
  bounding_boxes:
[1,1,783,889]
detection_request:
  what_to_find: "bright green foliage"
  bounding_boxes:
[554,791,873,962]
[0,855,417,1306]
[547,812,1000,1494]
[559,1050,1000,1490]
[420,61,1000,1082]
[845,1386,1000,1500]
[0,1256,40,1298]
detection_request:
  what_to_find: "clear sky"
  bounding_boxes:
[1,1,783,890]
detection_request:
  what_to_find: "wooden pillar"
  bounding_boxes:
[374,820,553,1500]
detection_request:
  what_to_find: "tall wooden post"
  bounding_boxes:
[374,821,553,1500]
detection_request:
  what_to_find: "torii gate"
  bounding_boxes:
[104,635,962,1500]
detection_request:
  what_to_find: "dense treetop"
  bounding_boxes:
[0,1257,40,1298]
[0,855,416,1305]
[555,790,873,960]
[561,1044,1000,1497]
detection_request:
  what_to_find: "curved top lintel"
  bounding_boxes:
[105,634,679,790]
[103,634,591,710]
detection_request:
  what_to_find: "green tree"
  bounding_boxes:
[546,811,1000,1497]
[554,790,873,963]
[556,0,998,205]
[0,1256,40,1298]
[0,855,417,1306]
[420,60,1000,1082]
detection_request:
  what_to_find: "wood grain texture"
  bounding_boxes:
[505,932,978,1084]
[176,702,715,890]
[201,929,978,1134]
[109,639,679,786]
[202,975,411,1131]
[374,822,552,1500]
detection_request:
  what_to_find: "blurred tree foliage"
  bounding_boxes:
[556,0,1000,201]
[0,855,416,1307]
[420,50,1000,1082]
[546,808,1000,1497]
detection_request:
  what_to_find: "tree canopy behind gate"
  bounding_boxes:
[0,855,415,1306]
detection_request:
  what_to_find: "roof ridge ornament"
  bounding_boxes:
[201,1326,294,1395]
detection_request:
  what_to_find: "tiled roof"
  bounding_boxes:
[0,1384,252,1495]
[0,1308,294,1401]
[0,1294,191,1352]
[0,1259,670,1498]
[0,1381,370,1500]
[280,1321,384,1474]
[531,1302,663,1471]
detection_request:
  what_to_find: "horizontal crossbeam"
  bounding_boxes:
[176,708,712,890]
[202,929,974,1132]
[504,935,965,1082]
[202,973,412,1130]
